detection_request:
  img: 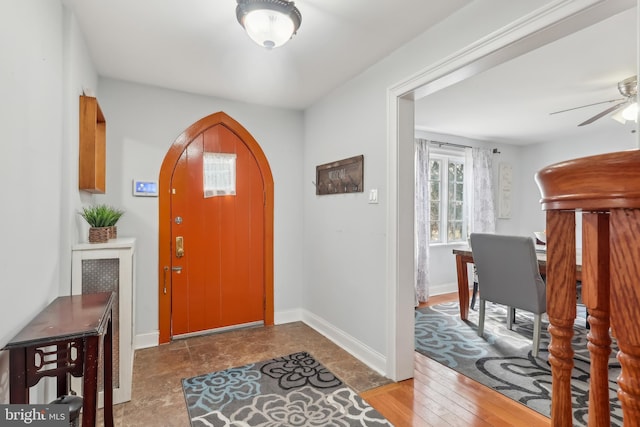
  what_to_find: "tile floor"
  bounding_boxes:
[99,321,392,426]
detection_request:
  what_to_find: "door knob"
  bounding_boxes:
[176,236,184,258]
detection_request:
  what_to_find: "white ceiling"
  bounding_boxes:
[61,0,471,109]
[62,0,637,145]
[415,6,638,145]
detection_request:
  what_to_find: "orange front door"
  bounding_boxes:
[158,112,273,341]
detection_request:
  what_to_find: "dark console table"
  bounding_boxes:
[3,292,115,427]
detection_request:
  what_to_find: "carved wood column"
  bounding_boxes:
[582,212,611,427]
[610,208,640,427]
[535,149,640,426]
[545,210,576,426]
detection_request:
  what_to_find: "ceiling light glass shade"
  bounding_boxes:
[236,0,301,49]
[621,101,639,122]
[611,109,626,124]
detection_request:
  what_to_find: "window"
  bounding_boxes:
[428,151,467,244]
[203,152,236,197]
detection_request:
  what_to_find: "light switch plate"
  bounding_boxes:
[368,189,378,204]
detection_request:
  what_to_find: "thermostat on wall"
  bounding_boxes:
[133,180,158,197]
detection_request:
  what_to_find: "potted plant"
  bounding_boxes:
[105,206,124,239]
[80,204,124,243]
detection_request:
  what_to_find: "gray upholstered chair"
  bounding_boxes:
[470,233,547,357]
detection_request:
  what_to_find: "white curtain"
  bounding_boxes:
[468,147,496,234]
[415,139,430,303]
[465,147,496,292]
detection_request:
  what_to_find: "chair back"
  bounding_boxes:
[470,233,546,314]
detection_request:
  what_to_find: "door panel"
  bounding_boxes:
[215,126,264,326]
[169,142,192,335]
[170,124,264,336]
[158,111,273,344]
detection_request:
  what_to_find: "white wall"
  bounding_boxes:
[62,3,100,285]
[303,0,554,367]
[94,78,305,340]
[0,1,97,403]
[517,125,638,240]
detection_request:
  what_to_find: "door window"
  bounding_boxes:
[203,152,236,197]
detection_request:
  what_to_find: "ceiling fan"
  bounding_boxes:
[550,75,638,126]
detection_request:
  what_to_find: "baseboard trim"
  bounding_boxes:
[429,281,460,297]
[134,332,159,350]
[300,309,387,376]
[274,308,302,325]
[133,309,388,379]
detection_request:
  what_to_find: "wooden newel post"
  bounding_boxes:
[535,149,640,426]
[582,212,611,427]
[610,209,640,427]
[545,210,576,426]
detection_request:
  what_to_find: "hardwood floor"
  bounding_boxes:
[361,292,551,427]
[102,291,550,426]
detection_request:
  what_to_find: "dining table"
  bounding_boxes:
[452,245,582,321]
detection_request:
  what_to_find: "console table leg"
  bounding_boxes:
[82,335,99,427]
[56,343,69,398]
[104,315,114,427]
[9,348,28,404]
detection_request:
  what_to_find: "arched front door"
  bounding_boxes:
[158,112,274,343]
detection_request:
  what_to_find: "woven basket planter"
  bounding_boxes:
[108,225,118,239]
[89,226,110,243]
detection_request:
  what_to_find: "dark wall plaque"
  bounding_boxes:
[316,155,363,195]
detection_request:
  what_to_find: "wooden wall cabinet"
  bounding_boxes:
[79,95,106,193]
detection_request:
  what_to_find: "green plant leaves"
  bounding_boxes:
[80,204,124,227]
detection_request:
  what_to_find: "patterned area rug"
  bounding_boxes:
[415,302,622,426]
[182,351,392,426]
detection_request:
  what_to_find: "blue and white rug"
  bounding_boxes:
[182,351,392,426]
[415,302,622,426]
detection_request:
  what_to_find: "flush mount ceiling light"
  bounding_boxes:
[236,0,301,49]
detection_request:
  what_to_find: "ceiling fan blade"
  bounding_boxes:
[577,101,627,126]
[550,98,624,115]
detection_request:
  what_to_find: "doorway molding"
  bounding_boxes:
[385,0,637,380]
[158,111,274,344]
